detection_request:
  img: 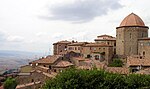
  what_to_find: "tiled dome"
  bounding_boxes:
[119,13,145,27]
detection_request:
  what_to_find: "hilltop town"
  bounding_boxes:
[1,13,150,88]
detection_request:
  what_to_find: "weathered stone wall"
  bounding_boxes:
[138,39,150,58]
[81,46,113,65]
[67,45,82,53]
[116,26,148,56]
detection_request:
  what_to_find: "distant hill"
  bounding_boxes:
[0,50,43,71]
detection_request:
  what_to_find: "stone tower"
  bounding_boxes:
[116,13,149,57]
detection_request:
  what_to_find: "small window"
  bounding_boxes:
[114,43,116,46]
[130,33,132,39]
[107,42,109,45]
[142,33,144,37]
[143,51,145,56]
[78,47,80,50]
[75,47,77,50]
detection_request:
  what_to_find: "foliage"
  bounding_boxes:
[109,58,123,67]
[3,77,17,89]
[43,68,150,89]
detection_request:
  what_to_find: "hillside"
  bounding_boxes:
[0,50,42,71]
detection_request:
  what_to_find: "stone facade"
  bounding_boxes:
[116,27,148,56]
[81,43,113,65]
[138,38,150,58]
[67,42,88,54]
[53,41,71,56]
[94,35,116,55]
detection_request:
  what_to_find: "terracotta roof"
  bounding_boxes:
[127,56,150,66]
[94,38,116,41]
[53,40,71,45]
[97,34,115,38]
[84,43,112,47]
[31,55,62,64]
[68,42,88,46]
[53,60,74,67]
[106,67,129,74]
[119,13,146,27]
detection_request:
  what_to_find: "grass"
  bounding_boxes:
[20,65,33,73]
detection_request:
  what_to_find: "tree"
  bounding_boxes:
[3,77,17,89]
[42,68,150,89]
[109,58,123,67]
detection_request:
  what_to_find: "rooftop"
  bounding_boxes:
[118,13,147,28]
[127,56,150,66]
[84,43,112,47]
[68,42,89,46]
[53,40,71,45]
[52,60,74,67]
[30,55,62,64]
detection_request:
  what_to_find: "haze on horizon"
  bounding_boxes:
[0,0,150,55]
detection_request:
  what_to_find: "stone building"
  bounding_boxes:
[53,40,71,56]
[81,43,113,65]
[94,34,116,54]
[138,38,150,58]
[67,42,88,54]
[116,13,149,57]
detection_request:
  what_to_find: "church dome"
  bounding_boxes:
[119,13,145,27]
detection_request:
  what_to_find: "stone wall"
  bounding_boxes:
[138,39,150,58]
[116,26,148,56]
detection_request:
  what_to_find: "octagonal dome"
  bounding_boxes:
[119,13,145,27]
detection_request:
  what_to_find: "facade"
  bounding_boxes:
[53,40,71,56]
[94,35,116,54]
[116,13,149,57]
[138,38,150,58]
[67,42,88,54]
[81,43,113,64]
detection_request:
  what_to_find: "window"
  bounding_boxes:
[143,51,145,56]
[107,42,110,45]
[78,47,80,50]
[65,46,67,48]
[87,55,91,58]
[103,48,105,51]
[119,34,121,39]
[130,33,132,39]
[114,43,116,46]
[95,55,99,60]
[75,47,77,50]
[142,33,144,37]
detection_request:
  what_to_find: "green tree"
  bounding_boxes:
[109,58,123,67]
[43,68,150,89]
[3,77,17,89]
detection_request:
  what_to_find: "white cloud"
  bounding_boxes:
[7,36,24,42]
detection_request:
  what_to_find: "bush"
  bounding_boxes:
[42,68,150,89]
[3,77,17,89]
[109,58,123,67]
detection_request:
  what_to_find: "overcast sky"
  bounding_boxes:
[0,0,150,55]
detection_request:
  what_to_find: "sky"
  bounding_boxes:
[0,0,150,55]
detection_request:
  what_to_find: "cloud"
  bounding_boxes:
[7,35,24,42]
[36,32,47,37]
[41,0,123,23]
[0,31,7,42]
[51,33,64,39]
